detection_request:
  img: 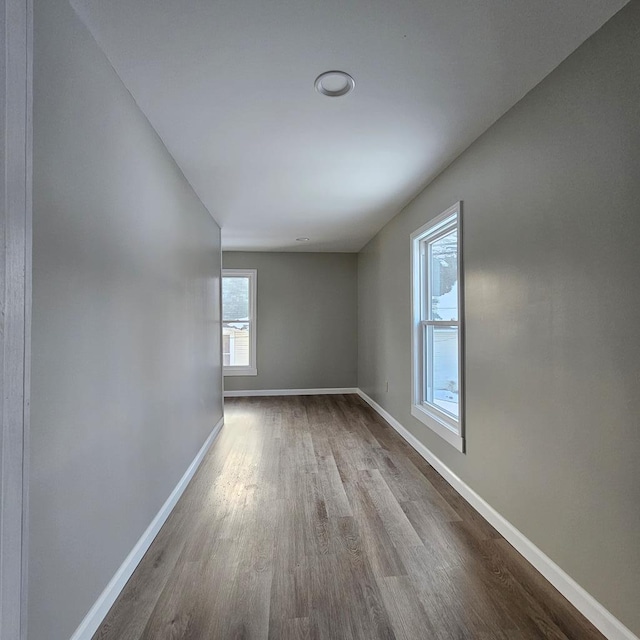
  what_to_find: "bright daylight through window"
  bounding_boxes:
[222,269,257,376]
[411,203,464,452]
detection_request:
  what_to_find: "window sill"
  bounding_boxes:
[224,367,258,377]
[411,404,464,452]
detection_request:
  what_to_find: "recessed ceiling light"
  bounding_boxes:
[296,237,310,242]
[314,70,355,97]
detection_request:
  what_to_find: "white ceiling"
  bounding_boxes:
[71,0,626,252]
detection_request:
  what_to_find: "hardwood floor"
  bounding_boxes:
[93,395,604,640]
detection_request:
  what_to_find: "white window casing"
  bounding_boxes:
[222,268,257,376]
[410,202,465,452]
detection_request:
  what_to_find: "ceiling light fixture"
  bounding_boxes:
[314,70,355,97]
[296,237,310,242]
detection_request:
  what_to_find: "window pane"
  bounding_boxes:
[425,325,459,419]
[222,277,249,321]
[429,229,458,321]
[222,322,250,367]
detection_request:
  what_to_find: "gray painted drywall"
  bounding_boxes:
[29,0,223,638]
[223,252,357,391]
[358,3,640,635]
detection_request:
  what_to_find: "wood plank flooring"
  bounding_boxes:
[93,395,604,640]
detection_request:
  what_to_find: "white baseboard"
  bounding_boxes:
[70,416,225,640]
[356,390,638,640]
[224,387,358,398]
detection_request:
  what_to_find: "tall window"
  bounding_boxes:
[222,269,257,376]
[411,202,464,452]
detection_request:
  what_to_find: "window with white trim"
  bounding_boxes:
[222,269,257,376]
[411,202,464,452]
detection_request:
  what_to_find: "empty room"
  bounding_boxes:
[1,0,639,639]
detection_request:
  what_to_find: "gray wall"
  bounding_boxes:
[29,1,223,638]
[223,252,357,391]
[358,3,640,635]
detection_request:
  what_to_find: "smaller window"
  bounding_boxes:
[411,202,464,452]
[222,269,257,376]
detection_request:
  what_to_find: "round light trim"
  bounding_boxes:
[314,70,355,97]
[296,237,310,242]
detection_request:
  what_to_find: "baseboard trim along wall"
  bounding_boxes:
[224,387,358,397]
[69,416,225,640]
[356,389,638,640]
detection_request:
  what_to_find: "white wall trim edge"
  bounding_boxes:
[69,416,225,640]
[1,1,33,638]
[356,389,638,640]
[224,387,359,397]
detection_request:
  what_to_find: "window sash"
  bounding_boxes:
[420,222,458,323]
[222,275,251,322]
[421,323,459,423]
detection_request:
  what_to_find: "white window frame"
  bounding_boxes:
[410,202,465,452]
[222,268,257,376]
